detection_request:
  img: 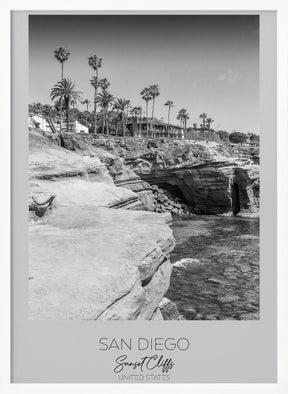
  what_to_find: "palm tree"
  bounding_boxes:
[98,77,110,91]
[176,113,183,139]
[97,90,114,135]
[137,106,143,137]
[149,84,160,120]
[130,106,143,137]
[53,99,65,132]
[206,117,214,130]
[90,76,99,131]
[88,55,103,134]
[178,109,189,139]
[206,117,214,140]
[54,47,70,80]
[130,107,138,118]
[54,47,70,133]
[164,100,174,136]
[141,88,152,137]
[149,84,160,137]
[199,113,208,140]
[184,113,190,138]
[96,78,110,132]
[125,100,131,133]
[82,99,90,126]
[113,98,130,137]
[50,78,82,133]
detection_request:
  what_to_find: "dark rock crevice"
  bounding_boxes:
[231,182,240,215]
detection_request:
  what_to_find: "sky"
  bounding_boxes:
[29,14,259,134]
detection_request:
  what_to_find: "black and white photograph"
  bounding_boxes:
[28,14,260,321]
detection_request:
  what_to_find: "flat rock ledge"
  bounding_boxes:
[29,207,175,320]
[28,130,176,320]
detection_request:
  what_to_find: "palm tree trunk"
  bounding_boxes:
[94,86,97,133]
[151,98,155,138]
[66,101,69,133]
[59,98,62,134]
[94,69,98,134]
[59,63,64,133]
[168,106,170,136]
[102,109,105,134]
[203,117,206,140]
[122,113,125,137]
[106,109,109,135]
[85,103,88,127]
[43,114,56,133]
[146,101,148,138]
[125,108,128,136]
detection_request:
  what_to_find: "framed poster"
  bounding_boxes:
[10,9,277,384]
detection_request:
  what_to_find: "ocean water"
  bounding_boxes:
[166,215,260,320]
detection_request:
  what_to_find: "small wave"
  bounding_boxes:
[172,258,202,268]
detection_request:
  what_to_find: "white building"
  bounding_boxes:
[70,120,89,134]
[28,114,51,132]
[29,115,88,134]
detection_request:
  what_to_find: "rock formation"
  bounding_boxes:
[114,138,260,216]
[29,207,175,320]
[29,130,175,320]
[151,185,194,215]
[139,160,259,215]
[54,133,260,216]
[29,130,260,320]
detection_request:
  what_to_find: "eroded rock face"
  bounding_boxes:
[47,132,157,211]
[101,137,259,216]
[138,161,259,215]
[137,259,172,320]
[29,131,142,210]
[102,156,155,211]
[51,133,260,215]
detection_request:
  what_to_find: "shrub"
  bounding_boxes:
[218,130,230,142]
[229,132,248,144]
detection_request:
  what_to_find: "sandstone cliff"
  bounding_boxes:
[29,130,175,320]
[139,160,259,215]
[56,134,260,216]
[29,130,259,319]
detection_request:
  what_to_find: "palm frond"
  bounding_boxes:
[88,55,103,71]
[54,47,70,63]
[50,78,82,106]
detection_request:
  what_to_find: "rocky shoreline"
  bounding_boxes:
[29,130,259,320]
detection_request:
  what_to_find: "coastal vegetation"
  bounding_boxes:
[29,47,259,145]
[50,78,82,133]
